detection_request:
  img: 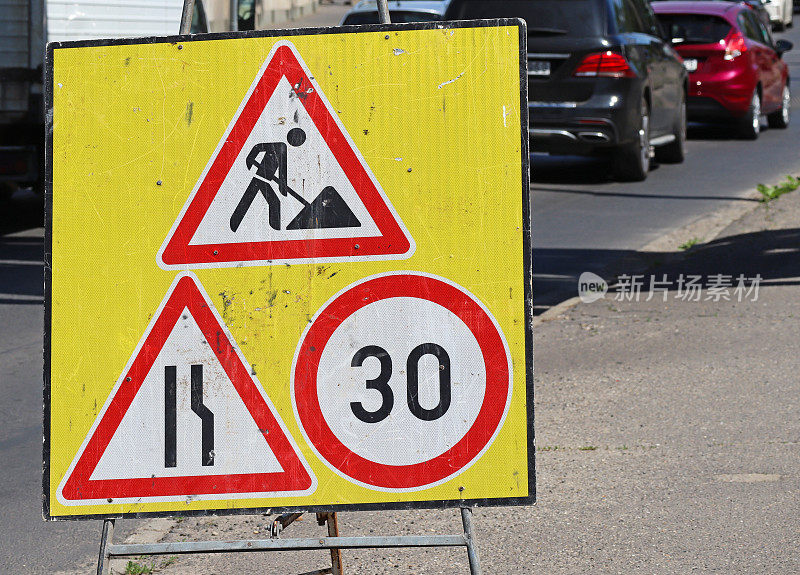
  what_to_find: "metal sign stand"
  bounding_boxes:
[94,4,481,573]
[96,508,480,575]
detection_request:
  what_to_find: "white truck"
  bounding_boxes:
[0,0,202,198]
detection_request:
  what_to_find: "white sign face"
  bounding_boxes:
[57,273,316,505]
[292,272,513,492]
[91,308,284,481]
[316,296,487,467]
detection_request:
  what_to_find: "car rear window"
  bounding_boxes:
[655,13,732,45]
[342,10,443,25]
[446,0,605,37]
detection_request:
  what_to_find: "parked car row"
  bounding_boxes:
[341,0,793,182]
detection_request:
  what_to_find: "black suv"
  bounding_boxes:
[445,0,689,180]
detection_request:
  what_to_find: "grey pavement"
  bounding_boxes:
[103,186,800,573]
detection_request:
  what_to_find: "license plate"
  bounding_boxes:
[683,58,698,72]
[528,60,551,77]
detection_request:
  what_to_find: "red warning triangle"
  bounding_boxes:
[58,272,315,504]
[157,40,415,269]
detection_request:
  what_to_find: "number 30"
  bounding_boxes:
[350,343,452,423]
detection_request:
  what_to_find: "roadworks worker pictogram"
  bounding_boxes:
[231,127,361,233]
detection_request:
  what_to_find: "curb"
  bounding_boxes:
[533,188,769,326]
[533,296,582,326]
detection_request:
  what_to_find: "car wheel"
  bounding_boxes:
[613,97,651,181]
[768,84,791,128]
[656,95,686,164]
[737,90,761,139]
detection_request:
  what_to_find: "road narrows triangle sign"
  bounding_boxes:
[57,272,316,505]
[157,40,415,269]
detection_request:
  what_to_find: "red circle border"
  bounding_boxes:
[293,273,511,490]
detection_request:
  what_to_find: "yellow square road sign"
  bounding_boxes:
[44,20,533,519]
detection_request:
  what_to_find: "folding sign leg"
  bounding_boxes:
[179,0,195,34]
[460,508,482,575]
[96,519,115,575]
[316,512,343,575]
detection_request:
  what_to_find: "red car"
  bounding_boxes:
[654,1,792,139]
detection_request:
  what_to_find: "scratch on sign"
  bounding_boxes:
[438,71,466,89]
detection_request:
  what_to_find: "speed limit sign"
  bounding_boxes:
[292,272,512,490]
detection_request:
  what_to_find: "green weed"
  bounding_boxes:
[124,559,154,575]
[757,175,800,202]
[678,237,702,251]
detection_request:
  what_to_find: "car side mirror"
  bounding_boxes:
[775,39,793,56]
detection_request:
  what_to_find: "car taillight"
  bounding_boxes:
[724,31,747,60]
[573,51,636,78]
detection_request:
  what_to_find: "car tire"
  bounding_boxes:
[768,84,791,128]
[613,97,651,182]
[737,90,761,139]
[656,95,686,164]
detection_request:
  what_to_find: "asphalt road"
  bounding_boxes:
[1,11,800,574]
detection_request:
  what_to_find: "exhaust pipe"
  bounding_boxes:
[577,131,610,143]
